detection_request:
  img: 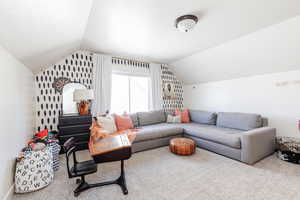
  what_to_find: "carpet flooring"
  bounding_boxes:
[13,147,300,200]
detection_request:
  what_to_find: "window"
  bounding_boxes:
[111,73,149,114]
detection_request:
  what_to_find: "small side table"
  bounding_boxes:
[276,136,300,164]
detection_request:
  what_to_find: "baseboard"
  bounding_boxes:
[3,184,14,200]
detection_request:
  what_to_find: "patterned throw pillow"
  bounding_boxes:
[167,115,181,123]
[96,115,117,133]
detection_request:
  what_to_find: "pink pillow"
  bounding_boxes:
[114,114,134,131]
[175,109,190,123]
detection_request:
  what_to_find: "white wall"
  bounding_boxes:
[184,70,300,138]
[0,45,35,199]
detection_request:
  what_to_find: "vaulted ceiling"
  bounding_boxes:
[1,0,300,76]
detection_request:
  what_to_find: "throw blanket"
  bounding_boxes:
[90,120,139,143]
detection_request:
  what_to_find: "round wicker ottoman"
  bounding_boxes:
[170,138,196,156]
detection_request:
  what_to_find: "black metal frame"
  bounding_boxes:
[64,137,129,197]
[73,160,128,197]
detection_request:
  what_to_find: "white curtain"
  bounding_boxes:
[92,54,112,115]
[149,63,163,110]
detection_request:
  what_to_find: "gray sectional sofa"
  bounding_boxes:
[130,110,276,164]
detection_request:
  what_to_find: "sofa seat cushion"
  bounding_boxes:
[135,123,183,142]
[182,123,242,149]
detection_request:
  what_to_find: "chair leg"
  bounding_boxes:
[73,160,129,197]
[74,176,91,197]
[76,178,81,184]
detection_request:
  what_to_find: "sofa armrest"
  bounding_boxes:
[241,127,276,164]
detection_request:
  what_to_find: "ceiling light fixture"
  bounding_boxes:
[175,15,198,32]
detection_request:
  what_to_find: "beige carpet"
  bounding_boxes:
[13,147,300,200]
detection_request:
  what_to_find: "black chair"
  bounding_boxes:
[63,137,97,197]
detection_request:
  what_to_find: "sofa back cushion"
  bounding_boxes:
[189,110,217,125]
[262,117,268,127]
[137,110,166,126]
[216,112,262,131]
[129,113,139,127]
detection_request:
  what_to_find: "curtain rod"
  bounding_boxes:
[112,56,150,64]
[89,50,166,65]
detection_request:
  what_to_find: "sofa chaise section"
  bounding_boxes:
[186,111,276,164]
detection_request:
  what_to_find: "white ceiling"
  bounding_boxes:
[171,15,300,84]
[0,0,300,75]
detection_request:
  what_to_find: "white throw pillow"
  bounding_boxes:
[96,115,117,133]
[167,115,181,123]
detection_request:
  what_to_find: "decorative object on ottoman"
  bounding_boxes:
[15,147,54,193]
[35,129,49,140]
[48,131,59,139]
[30,142,46,151]
[276,136,300,164]
[170,138,196,156]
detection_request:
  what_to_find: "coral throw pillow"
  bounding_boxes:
[114,114,134,131]
[35,129,49,139]
[175,109,190,123]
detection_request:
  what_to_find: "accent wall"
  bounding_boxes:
[35,51,183,131]
[35,51,93,131]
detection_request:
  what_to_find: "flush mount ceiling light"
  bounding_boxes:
[175,15,198,32]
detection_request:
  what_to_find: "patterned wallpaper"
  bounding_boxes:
[161,64,184,113]
[35,51,183,131]
[35,51,93,131]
